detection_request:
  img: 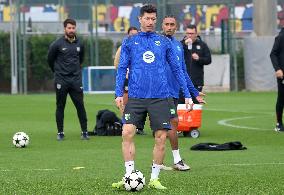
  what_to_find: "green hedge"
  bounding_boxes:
[0,32,114,91]
[83,38,114,66]
[0,32,11,80]
[28,34,56,81]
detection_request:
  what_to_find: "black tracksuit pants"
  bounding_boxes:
[276,79,284,125]
[55,79,87,133]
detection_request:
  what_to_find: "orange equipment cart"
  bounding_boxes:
[176,104,203,138]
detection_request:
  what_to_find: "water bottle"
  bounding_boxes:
[188,42,192,50]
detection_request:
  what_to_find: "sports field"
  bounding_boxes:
[1,92,284,194]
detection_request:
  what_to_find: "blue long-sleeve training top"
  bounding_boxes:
[115,31,190,99]
[165,35,199,98]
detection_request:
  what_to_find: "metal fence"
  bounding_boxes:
[1,0,282,93]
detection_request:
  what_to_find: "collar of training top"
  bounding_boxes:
[139,31,156,37]
[163,34,173,40]
[64,35,77,43]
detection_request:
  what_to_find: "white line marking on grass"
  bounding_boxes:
[33,169,57,171]
[0,169,12,172]
[205,108,273,115]
[209,162,284,167]
[218,116,272,131]
[73,167,85,170]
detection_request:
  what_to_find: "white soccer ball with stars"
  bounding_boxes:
[12,132,30,148]
[123,170,145,191]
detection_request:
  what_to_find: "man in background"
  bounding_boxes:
[47,18,89,141]
[162,15,205,171]
[180,24,211,103]
[270,27,284,132]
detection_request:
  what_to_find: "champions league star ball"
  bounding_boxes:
[123,170,145,191]
[12,132,30,148]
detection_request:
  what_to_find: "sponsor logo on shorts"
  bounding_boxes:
[170,109,176,115]
[124,114,131,121]
[143,51,155,64]
[163,122,171,129]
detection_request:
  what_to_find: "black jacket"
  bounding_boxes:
[47,36,84,81]
[270,28,284,72]
[181,37,211,86]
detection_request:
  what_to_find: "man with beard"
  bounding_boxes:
[161,15,205,171]
[47,18,89,141]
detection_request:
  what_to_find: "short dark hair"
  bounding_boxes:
[163,15,176,20]
[63,18,76,27]
[140,4,157,17]
[127,26,138,34]
[186,24,197,31]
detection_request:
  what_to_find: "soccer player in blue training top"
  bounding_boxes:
[112,4,193,190]
[161,15,205,171]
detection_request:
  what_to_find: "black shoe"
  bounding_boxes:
[81,131,90,140]
[136,129,146,135]
[57,132,64,141]
[275,123,284,132]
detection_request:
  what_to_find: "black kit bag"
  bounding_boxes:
[93,109,122,136]
[190,141,247,151]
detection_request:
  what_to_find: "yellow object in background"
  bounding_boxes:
[3,6,11,22]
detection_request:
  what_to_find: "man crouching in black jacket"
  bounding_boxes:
[47,18,89,141]
[180,24,211,103]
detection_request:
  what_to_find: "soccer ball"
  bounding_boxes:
[123,170,145,191]
[12,132,30,148]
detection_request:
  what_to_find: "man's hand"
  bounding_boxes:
[115,97,124,112]
[192,53,199,60]
[184,98,194,111]
[196,92,206,104]
[276,69,284,79]
[196,96,206,104]
[184,38,192,45]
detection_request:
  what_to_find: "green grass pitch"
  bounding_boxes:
[1,92,284,194]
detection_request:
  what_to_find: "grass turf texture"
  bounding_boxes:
[0,92,284,194]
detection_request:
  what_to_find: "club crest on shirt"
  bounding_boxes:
[143,51,155,63]
[77,47,80,52]
[177,46,181,51]
[196,45,201,50]
[154,41,161,46]
[57,84,61,89]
